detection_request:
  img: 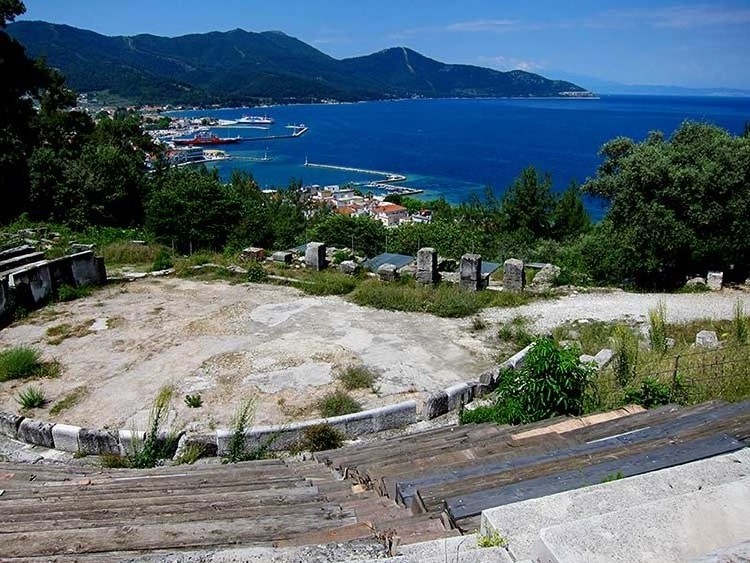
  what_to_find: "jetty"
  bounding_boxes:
[304,160,407,183]
[241,125,308,141]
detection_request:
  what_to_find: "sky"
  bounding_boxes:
[17,0,750,89]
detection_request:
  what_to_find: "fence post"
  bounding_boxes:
[671,355,680,401]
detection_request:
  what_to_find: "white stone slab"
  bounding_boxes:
[51,423,81,452]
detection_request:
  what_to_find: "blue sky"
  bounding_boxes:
[18,0,750,89]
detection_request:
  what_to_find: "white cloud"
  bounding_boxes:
[585,5,750,30]
[478,55,545,72]
[444,19,517,32]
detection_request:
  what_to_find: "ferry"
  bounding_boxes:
[238,115,275,126]
[173,132,241,146]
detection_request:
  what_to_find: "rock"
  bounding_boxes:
[240,247,265,262]
[579,354,597,365]
[593,348,614,369]
[460,254,482,291]
[531,263,561,291]
[695,330,719,348]
[685,276,707,288]
[503,258,525,292]
[665,337,676,349]
[377,263,398,282]
[271,251,292,264]
[416,247,439,285]
[305,242,327,271]
[339,260,360,275]
[707,271,723,291]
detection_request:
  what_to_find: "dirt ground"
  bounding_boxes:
[0,278,496,432]
[2,278,748,434]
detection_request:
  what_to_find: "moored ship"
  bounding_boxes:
[173,132,241,145]
[237,115,275,126]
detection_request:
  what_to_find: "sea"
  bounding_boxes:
[169,95,750,220]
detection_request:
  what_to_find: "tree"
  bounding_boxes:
[500,166,555,241]
[551,181,591,241]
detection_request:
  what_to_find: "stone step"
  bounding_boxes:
[481,448,750,561]
[535,476,750,563]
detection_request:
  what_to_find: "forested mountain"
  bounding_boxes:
[8,21,588,105]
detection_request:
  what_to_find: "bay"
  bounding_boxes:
[170,96,750,219]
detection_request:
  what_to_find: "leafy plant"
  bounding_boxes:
[296,423,344,452]
[55,284,93,302]
[17,386,46,410]
[476,530,508,548]
[318,390,361,417]
[184,393,203,408]
[624,376,672,409]
[337,365,377,391]
[602,470,624,483]
[648,300,668,353]
[223,398,257,464]
[470,316,487,331]
[246,261,267,283]
[612,325,639,386]
[151,248,174,271]
[128,386,176,469]
[0,346,42,381]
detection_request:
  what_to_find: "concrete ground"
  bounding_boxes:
[1,278,748,434]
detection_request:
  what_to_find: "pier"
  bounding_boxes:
[240,125,308,142]
[303,160,407,183]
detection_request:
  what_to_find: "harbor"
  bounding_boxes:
[303,160,423,194]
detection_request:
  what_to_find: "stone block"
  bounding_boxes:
[378,263,399,281]
[52,423,82,452]
[70,251,104,286]
[271,251,293,264]
[79,428,120,455]
[0,278,8,320]
[0,411,24,438]
[593,348,614,370]
[460,253,482,291]
[339,260,361,275]
[530,263,561,291]
[95,256,107,282]
[706,271,723,291]
[372,400,417,431]
[46,255,76,291]
[478,368,498,388]
[0,244,36,261]
[424,390,449,420]
[18,418,55,448]
[416,247,439,285]
[326,411,375,437]
[174,432,218,460]
[503,258,525,292]
[9,263,53,307]
[445,382,474,411]
[685,276,706,288]
[240,247,265,262]
[579,354,596,364]
[500,343,534,372]
[305,241,327,271]
[695,330,719,348]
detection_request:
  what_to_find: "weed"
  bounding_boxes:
[733,299,748,344]
[648,300,668,353]
[55,284,93,302]
[476,530,508,548]
[46,321,93,345]
[128,386,176,469]
[100,453,130,468]
[318,390,361,417]
[223,398,257,463]
[612,325,639,386]
[297,271,357,296]
[295,423,344,452]
[624,376,672,408]
[246,261,268,283]
[471,316,488,331]
[0,346,41,381]
[337,365,377,392]
[50,386,89,415]
[17,386,46,410]
[174,442,206,465]
[601,471,625,483]
[102,242,160,265]
[184,393,203,408]
[497,315,534,349]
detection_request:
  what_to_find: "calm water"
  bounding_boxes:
[171,96,750,219]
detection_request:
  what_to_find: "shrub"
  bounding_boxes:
[337,365,377,391]
[318,390,361,417]
[151,248,174,271]
[17,386,46,410]
[184,393,203,408]
[0,346,42,381]
[56,284,93,302]
[297,423,344,452]
[246,261,268,283]
[648,300,668,353]
[624,376,672,408]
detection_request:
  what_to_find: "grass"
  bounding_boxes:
[476,530,509,548]
[318,390,361,417]
[101,242,162,266]
[294,423,344,452]
[45,321,93,345]
[50,386,89,415]
[184,393,203,408]
[173,442,207,465]
[223,398,257,463]
[497,315,534,350]
[0,346,42,381]
[337,365,378,392]
[55,284,93,302]
[349,278,532,318]
[648,300,668,353]
[128,386,177,469]
[17,386,46,410]
[552,319,628,356]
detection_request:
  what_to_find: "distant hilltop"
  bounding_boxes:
[7,21,592,106]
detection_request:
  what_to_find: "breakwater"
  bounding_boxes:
[303,161,407,183]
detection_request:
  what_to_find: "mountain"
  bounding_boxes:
[7,21,589,105]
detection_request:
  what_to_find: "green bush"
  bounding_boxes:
[151,248,174,271]
[246,261,268,283]
[318,390,361,417]
[0,346,42,382]
[733,299,748,344]
[17,386,46,410]
[184,393,203,408]
[223,398,257,464]
[128,386,176,469]
[56,284,93,302]
[648,300,668,353]
[624,376,672,408]
[296,423,344,452]
[612,325,639,386]
[337,365,377,391]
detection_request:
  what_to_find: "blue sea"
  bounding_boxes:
[170,96,750,219]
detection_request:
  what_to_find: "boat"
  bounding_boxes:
[173,132,241,146]
[238,115,275,126]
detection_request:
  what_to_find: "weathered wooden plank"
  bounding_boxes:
[445,433,744,521]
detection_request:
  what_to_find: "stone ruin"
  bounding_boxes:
[503,258,525,292]
[305,242,327,271]
[416,247,439,285]
[460,253,483,291]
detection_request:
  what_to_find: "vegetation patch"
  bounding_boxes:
[497,315,534,350]
[45,320,94,345]
[337,364,378,392]
[476,531,509,548]
[184,393,203,408]
[127,386,178,469]
[17,386,46,410]
[55,284,93,302]
[0,346,43,381]
[295,423,344,452]
[318,390,361,417]
[102,242,161,266]
[50,386,89,415]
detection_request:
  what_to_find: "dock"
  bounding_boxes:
[240,125,308,142]
[303,161,407,183]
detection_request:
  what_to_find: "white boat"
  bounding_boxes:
[217,119,239,126]
[238,115,275,126]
